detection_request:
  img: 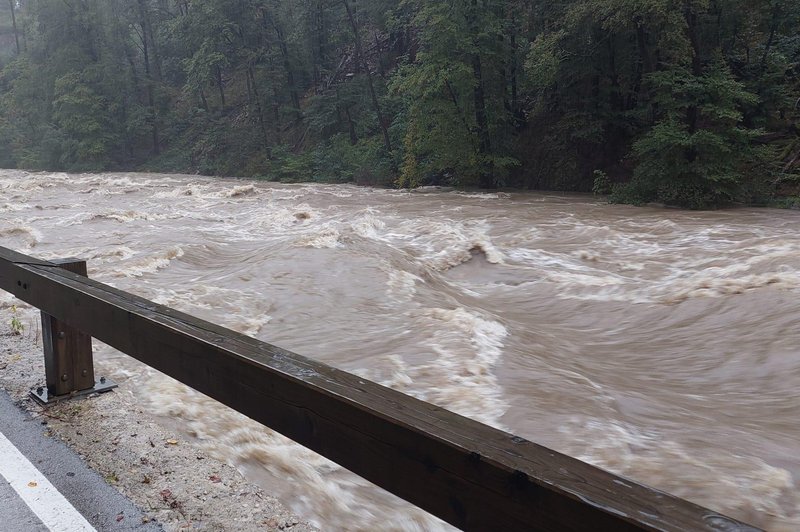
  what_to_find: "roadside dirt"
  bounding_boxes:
[0,312,317,532]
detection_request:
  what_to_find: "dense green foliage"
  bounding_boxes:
[1,0,799,207]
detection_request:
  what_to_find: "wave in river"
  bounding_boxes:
[111,247,185,278]
[562,419,798,531]
[0,225,41,250]
[143,376,450,532]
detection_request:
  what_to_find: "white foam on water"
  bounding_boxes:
[153,184,213,199]
[661,272,800,304]
[350,209,386,239]
[54,212,94,227]
[452,191,504,199]
[418,308,508,427]
[503,229,800,304]
[393,219,505,271]
[143,377,451,531]
[241,203,320,235]
[0,178,44,194]
[217,183,259,198]
[0,202,32,212]
[385,269,421,302]
[111,246,185,278]
[271,191,307,201]
[560,419,799,530]
[88,209,177,223]
[306,185,357,199]
[37,246,137,265]
[53,206,178,228]
[294,225,342,249]
[91,246,138,262]
[0,225,42,250]
[148,285,272,337]
[363,307,509,429]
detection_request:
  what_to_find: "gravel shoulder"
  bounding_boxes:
[0,313,317,532]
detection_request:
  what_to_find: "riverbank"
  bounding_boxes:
[0,313,316,532]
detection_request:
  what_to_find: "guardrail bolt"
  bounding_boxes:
[81,369,88,377]
[100,376,106,384]
[36,387,43,396]
[61,374,68,382]
[57,331,65,339]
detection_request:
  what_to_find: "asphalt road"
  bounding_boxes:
[0,389,162,531]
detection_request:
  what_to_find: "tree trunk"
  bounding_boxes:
[138,0,160,155]
[685,5,702,135]
[608,33,623,113]
[684,3,703,164]
[311,0,325,87]
[263,10,301,117]
[266,55,282,142]
[343,0,392,153]
[470,0,493,188]
[144,6,163,82]
[760,4,780,73]
[345,105,358,145]
[247,66,271,154]
[215,66,226,109]
[374,31,385,78]
[472,53,493,188]
[631,17,651,109]
[8,0,19,55]
[509,11,522,127]
[445,79,476,151]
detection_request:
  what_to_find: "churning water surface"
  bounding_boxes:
[1,170,798,530]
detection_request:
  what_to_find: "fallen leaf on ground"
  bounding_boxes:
[116,513,124,522]
[160,489,173,500]
[27,481,37,488]
[209,475,221,483]
[166,439,178,445]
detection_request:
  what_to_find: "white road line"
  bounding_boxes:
[0,430,96,532]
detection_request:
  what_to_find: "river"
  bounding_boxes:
[1,170,798,530]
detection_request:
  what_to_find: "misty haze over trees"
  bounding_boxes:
[0,0,799,207]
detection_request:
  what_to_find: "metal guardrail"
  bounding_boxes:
[0,246,759,531]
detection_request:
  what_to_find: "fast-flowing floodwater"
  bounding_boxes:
[1,170,798,530]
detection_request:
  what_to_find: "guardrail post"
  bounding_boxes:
[31,258,116,404]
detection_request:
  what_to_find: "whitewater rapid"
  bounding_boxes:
[1,170,798,530]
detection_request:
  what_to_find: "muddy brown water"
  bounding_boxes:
[1,170,798,530]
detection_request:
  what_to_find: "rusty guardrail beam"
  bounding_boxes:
[0,246,759,531]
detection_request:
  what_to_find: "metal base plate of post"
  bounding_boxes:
[30,377,118,405]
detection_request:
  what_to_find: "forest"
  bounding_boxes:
[0,0,799,208]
